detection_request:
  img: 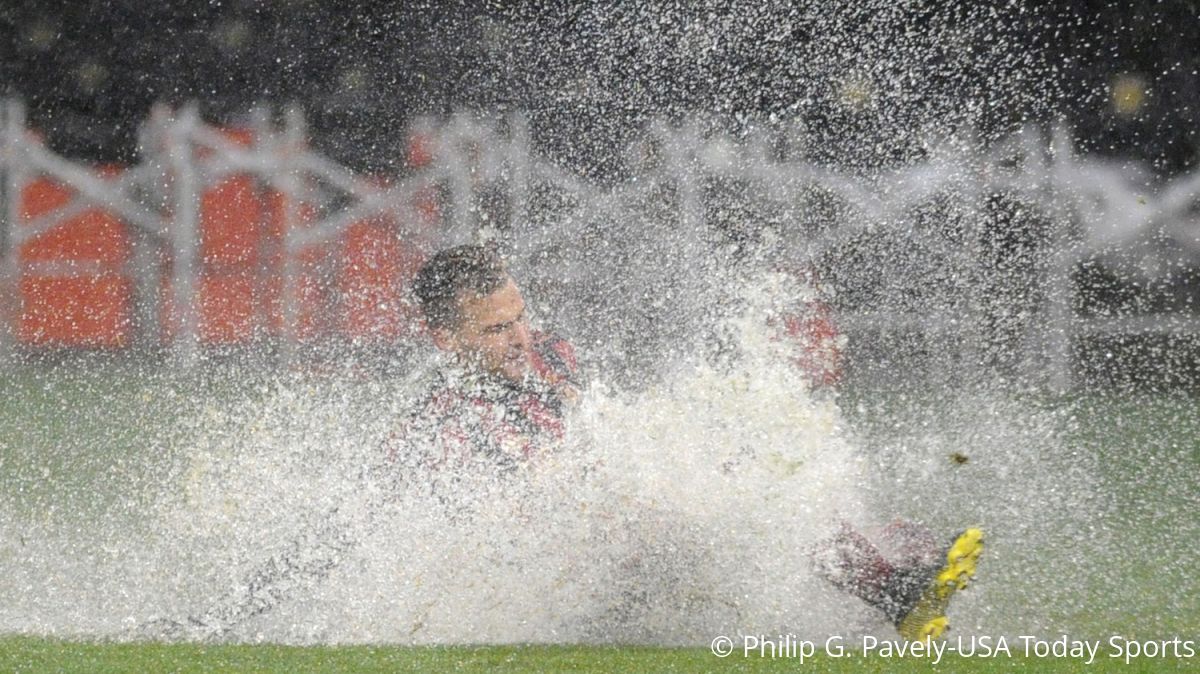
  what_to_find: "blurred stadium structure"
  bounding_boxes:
[1,98,1198,388]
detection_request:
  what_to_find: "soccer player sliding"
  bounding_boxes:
[145,243,981,642]
[396,244,982,641]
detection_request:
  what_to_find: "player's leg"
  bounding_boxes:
[811,522,984,640]
[810,523,897,609]
[892,527,984,640]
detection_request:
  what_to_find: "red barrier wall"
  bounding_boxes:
[13,128,438,351]
[261,189,328,341]
[200,173,264,344]
[18,172,133,347]
[337,214,424,340]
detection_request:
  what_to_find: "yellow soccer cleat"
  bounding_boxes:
[916,616,950,640]
[895,528,984,641]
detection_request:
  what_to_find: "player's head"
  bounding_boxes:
[413,243,532,382]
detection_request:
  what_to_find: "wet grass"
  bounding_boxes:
[0,361,274,520]
[841,384,1200,640]
[0,638,1196,673]
[1058,393,1200,639]
[0,363,1198,671]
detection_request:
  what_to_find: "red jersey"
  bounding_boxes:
[384,332,578,476]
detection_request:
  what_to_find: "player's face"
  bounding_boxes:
[440,277,532,383]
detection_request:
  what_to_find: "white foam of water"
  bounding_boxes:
[1,272,887,644]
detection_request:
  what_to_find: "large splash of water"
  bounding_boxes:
[0,271,901,644]
[0,259,1109,646]
[2,0,1194,652]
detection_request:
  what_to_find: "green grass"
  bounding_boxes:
[1,637,1196,673]
[1,363,1198,672]
[0,361,266,519]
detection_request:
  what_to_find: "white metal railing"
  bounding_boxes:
[1,99,1197,387]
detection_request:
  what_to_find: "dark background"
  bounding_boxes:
[1,0,1197,177]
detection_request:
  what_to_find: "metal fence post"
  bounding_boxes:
[0,100,22,356]
[277,107,308,365]
[507,113,530,233]
[166,105,202,367]
[1040,123,1078,392]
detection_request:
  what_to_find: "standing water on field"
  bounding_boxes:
[1,0,1198,650]
[0,265,1118,645]
[0,272,876,644]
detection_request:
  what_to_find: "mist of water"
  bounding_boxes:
[0,259,1114,647]
[1,0,1193,650]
